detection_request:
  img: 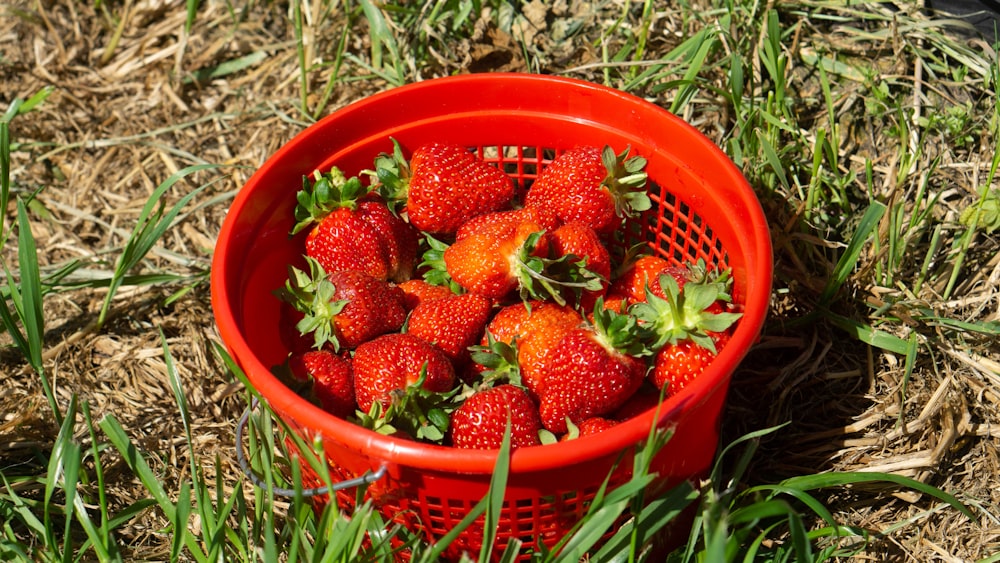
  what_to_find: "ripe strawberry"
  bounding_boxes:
[292,167,418,282]
[631,272,742,397]
[472,300,583,397]
[276,258,407,351]
[559,417,617,441]
[536,304,649,434]
[396,278,455,311]
[406,292,494,372]
[352,332,456,415]
[611,386,663,421]
[450,384,542,450]
[442,212,551,301]
[288,349,356,418]
[455,206,560,241]
[651,331,732,395]
[443,210,603,305]
[374,139,516,236]
[524,145,650,235]
[548,221,611,310]
[606,254,685,305]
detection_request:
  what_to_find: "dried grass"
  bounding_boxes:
[1,0,999,560]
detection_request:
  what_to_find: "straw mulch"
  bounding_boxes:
[1,0,998,560]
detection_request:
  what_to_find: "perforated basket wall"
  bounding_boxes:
[211,74,772,561]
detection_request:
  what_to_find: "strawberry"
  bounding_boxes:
[607,254,687,305]
[450,384,542,450]
[548,221,611,310]
[288,349,356,418]
[292,167,418,282]
[276,258,407,351]
[650,331,732,395]
[442,213,551,301]
[373,139,516,236]
[406,292,494,372]
[631,271,742,397]
[352,332,456,416]
[442,210,603,305]
[524,145,650,235]
[396,278,455,311]
[455,206,560,241]
[471,300,583,397]
[559,417,617,441]
[611,384,663,421]
[536,303,649,434]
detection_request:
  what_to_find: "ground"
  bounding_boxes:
[2,0,999,560]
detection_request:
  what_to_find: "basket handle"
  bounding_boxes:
[236,397,387,497]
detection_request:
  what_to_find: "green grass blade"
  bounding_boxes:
[47,397,79,561]
[171,481,191,563]
[80,401,119,560]
[15,199,56,422]
[819,201,887,304]
[97,164,217,328]
[592,479,697,562]
[98,414,209,563]
[765,471,976,521]
[821,311,910,354]
[478,422,512,561]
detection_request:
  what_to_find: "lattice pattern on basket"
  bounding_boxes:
[476,144,731,273]
[288,143,736,562]
[412,478,628,557]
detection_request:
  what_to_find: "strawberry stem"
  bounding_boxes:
[631,272,742,354]
[600,145,652,220]
[273,257,348,352]
[290,167,368,235]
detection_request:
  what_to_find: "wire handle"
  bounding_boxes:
[235,397,387,497]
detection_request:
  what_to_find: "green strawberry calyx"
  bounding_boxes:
[631,272,742,354]
[419,233,464,294]
[369,137,411,215]
[273,257,348,352]
[355,365,458,443]
[589,297,650,358]
[514,231,606,308]
[468,331,523,387]
[290,167,369,236]
[600,145,652,219]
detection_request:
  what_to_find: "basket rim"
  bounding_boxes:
[211,72,773,476]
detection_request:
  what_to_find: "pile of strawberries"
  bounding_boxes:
[273,139,742,449]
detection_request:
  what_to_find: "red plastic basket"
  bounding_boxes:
[211,74,772,559]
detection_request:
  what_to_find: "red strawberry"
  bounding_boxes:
[631,272,742,397]
[352,332,456,415]
[397,279,455,311]
[292,168,418,282]
[289,349,356,418]
[450,384,542,450]
[472,301,583,397]
[559,417,617,441]
[455,206,560,241]
[512,303,582,399]
[611,387,664,421]
[276,259,407,351]
[374,139,516,236]
[549,221,611,310]
[406,292,494,372]
[442,210,603,305]
[536,305,649,434]
[651,331,732,395]
[607,254,688,305]
[442,213,551,301]
[524,145,650,235]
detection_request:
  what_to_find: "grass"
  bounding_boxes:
[2,0,999,561]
